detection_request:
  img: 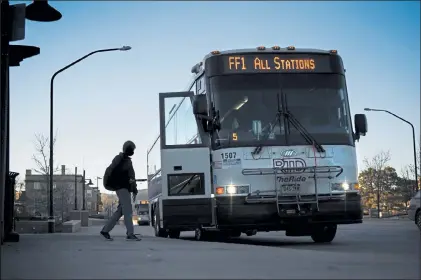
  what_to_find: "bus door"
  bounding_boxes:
[159,91,214,229]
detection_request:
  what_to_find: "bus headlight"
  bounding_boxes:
[331,182,359,192]
[215,185,250,195]
[226,186,237,194]
[341,182,350,190]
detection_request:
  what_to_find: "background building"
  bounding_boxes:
[24,165,100,221]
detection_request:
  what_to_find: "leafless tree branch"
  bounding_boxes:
[363,150,391,171]
[32,132,60,176]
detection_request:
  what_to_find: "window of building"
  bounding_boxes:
[34,182,41,190]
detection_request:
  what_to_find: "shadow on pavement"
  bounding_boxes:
[178,220,420,255]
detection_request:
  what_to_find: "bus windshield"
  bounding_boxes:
[135,204,149,215]
[210,73,353,148]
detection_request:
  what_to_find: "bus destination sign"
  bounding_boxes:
[222,54,335,74]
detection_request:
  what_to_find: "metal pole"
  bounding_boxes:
[48,47,129,233]
[0,0,10,246]
[82,170,86,210]
[410,125,418,193]
[74,167,77,210]
[365,108,419,193]
[96,177,99,213]
[48,67,54,233]
[381,110,418,193]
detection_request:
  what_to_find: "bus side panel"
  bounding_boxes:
[162,198,213,229]
[148,173,162,200]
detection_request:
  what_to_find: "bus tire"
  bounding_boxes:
[154,210,168,238]
[195,228,207,241]
[311,224,337,243]
[169,230,180,239]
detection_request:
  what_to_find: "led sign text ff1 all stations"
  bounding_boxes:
[228,56,316,71]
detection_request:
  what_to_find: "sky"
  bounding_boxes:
[9,1,420,193]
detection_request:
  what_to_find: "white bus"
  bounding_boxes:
[147,46,368,243]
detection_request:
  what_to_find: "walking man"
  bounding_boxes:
[100,140,140,241]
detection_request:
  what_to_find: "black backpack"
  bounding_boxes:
[103,155,126,191]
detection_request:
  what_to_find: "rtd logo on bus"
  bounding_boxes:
[273,158,306,173]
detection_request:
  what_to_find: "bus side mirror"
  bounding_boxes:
[355,114,367,138]
[192,94,208,116]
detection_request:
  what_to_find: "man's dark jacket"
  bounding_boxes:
[104,152,137,193]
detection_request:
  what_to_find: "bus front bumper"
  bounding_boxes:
[216,192,362,230]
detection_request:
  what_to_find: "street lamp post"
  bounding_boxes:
[74,166,78,210]
[80,170,93,211]
[96,176,102,189]
[96,176,102,212]
[47,46,131,233]
[364,108,419,193]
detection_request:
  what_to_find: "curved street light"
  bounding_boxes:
[48,46,131,233]
[364,108,418,193]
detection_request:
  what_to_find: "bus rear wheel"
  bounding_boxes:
[311,224,337,243]
[194,228,204,241]
[154,211,168,238]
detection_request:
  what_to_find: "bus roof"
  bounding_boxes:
[202,47,335,61]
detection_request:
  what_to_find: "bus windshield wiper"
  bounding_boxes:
[252,91,325,155]
[284,110,325,153]
[280,88,325,153]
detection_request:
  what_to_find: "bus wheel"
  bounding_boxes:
[311,224,337,243]
[154,212,168,238]
[169,230,180,239]
[194,228,206,241]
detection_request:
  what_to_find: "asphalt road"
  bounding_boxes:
[179,219,419,255]
[1,219,419,279]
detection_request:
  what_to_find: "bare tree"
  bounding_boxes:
[30,133,57,215]
[31,132,72,222]
[405,138,421,192]
[101,193,118,217]
[397,165,416,208]
[32,133,60,176]
[363,150,391,218]
[54,182,73,223]
[14,177,25,201]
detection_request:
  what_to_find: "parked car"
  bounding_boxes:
[408,191,420,230]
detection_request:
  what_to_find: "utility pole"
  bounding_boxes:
[82,170,86,211]
[74,167,78,210]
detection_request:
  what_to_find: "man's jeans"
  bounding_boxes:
[102,188,134,235]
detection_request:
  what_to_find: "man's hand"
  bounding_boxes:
[129,178,137,189]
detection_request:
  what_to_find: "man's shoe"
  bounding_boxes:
[126,234,141,241]
[100,231,113,241]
